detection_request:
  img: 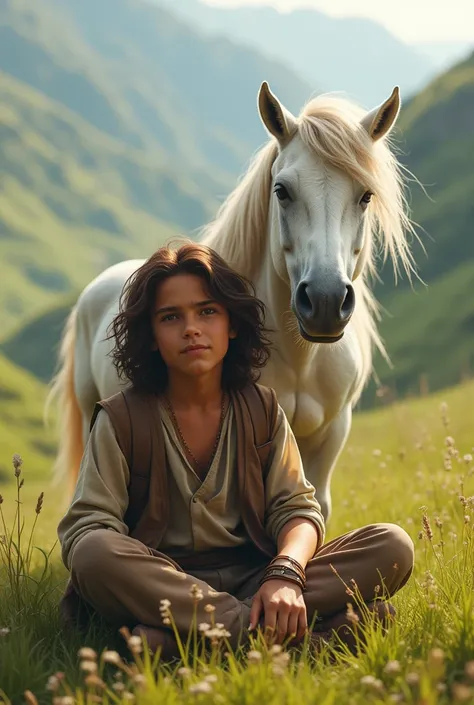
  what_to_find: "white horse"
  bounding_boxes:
[49,81,416,520]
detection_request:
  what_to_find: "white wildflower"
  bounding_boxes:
[46,675,60,692]
[406,672,420,686]
[127,635,143,653]
[247,650,262,664]
[80,660,98,673]
[384,660,401,675]
[360,675,384,691]
[189,681,213,694]
[102,650,121,665]
[78,647,97,660]
[190,584,204,601]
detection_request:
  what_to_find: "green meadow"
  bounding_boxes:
[1,379,473,704]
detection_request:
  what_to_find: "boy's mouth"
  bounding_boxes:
[182,344,210,353]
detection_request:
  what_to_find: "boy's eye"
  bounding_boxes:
[160,313,178,322]
[201,307,217,315]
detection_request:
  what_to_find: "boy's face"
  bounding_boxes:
[152,273,235,381]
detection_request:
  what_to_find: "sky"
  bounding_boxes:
[205,0,474,44]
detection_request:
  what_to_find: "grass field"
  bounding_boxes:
[0,380,473,703]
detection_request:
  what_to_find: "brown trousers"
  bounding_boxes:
[70,523,414,647]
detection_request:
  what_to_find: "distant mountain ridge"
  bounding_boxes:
[0,0,311,175]
[155,0,434,105]
[415,40,473,72]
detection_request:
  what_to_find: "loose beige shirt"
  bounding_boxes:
[58,401,325,570]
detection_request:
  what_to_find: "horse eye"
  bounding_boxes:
[274,183,290,201]
[360,190,373,205]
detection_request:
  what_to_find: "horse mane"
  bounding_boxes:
[201,92,417,396]
[200,140,278,280]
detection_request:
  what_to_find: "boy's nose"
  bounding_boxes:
[183,320,202,336]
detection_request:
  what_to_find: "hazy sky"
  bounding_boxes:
[205,0,474,43]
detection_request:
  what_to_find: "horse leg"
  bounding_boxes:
[297,405,352,523]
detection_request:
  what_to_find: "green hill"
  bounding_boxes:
[366,50,474,400]
[0,353,56,483]
[398,50,474,285]
[0,0,311,339]
[0,0,311,176]
[0,68,212,335]
[362,262,474,407]
[0,298,74,383]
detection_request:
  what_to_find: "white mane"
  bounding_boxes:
[201,92,416,395]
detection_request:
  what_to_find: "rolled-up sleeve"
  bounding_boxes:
[264,405,326,547]
[57,411,130,570]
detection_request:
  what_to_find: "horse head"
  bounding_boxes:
[258,81,403,343]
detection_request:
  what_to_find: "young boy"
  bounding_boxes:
[58,243,414,657]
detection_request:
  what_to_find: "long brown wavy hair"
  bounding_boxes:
[109,242,272,394]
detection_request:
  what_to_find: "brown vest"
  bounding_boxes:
[60,383,279,628]
[92,383,279,555]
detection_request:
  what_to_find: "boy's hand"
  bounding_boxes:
[249,579,307,644]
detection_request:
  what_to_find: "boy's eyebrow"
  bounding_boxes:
[155,299,217,315]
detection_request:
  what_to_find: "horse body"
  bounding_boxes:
[50,82,415,519]
[232,227,359,518]
[75,261,143,422]
[72,250,358,519]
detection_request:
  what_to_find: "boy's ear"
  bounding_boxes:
[229,327,237,340]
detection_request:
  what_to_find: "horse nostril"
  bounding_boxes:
[341,284,355,318]
[295,282,314,319]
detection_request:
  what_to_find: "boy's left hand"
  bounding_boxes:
[249,579,307,644]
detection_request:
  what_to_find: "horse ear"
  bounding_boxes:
[258,81,297,146]
[361,86,401,141]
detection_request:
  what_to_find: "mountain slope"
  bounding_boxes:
[0,0,313,338]
[156,0,433,106]
[0,298,74,384]
[1,0,311,175]
[367,51,474,399]
[384,50,474,292]
[415,40,473,72]
[0,353,56,483]
[0,69,183,335]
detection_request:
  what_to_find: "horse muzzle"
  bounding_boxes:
[294,279,355,342]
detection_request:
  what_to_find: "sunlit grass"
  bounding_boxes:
[0,380,473,703]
